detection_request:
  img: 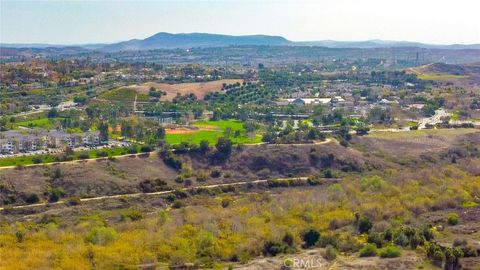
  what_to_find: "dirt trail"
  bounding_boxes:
[0,152,155,171]
[0,139,335,170]
[0,176,317,211]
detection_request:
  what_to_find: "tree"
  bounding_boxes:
[73,96,87,105]
[302,229,320,248]
[357,215,373,234]
[306,128,317,140]
[215,137,232,157]
[156,127,166,140]
[121,121,133,139]
[243,120,259,133]
[355,123,370,135]
[98,122,109,143]
[282,232,294,247]
[199,140,210,153]
[336,125,351,146]
[47,108,58,118]
[368,106,393,124]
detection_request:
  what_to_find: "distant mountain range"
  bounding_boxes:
[2,32,480,51]
[96,32,290,51]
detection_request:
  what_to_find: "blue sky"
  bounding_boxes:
[1,0,479,45]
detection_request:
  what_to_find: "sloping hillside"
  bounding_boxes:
[99,32,291,51]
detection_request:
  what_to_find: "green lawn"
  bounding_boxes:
[166,119,262,145]
[0,155,57,167]
[14,117,64,129]
[0,146,139,167]
[74,146,133,159]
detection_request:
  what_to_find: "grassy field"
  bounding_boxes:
[417,73,468,81]
[100,88,149,102]
[367,128,478,139]
[13,111,48,122]
[0,146,139,167]
[166,120,262,145]
[13,117,64,129]
[0,154,57,167]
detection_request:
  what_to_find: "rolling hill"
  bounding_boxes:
[98,32,292,51]
[2,32,480,51]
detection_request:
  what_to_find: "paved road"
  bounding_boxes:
[418,109,451,129]
[0,176,315,211]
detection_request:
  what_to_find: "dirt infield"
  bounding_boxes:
[165,129,198,134]
[127,79,243,100]
[165,124,219,134]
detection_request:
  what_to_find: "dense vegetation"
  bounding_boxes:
[1,161,478,268]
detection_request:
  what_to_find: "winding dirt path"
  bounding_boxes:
[0,176,319,212]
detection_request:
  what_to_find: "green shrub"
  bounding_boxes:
[172,200,184,209]
[48,187,65,202]
[174,176,184,183]
[126,145,138,154]
[422,225,435,241]
[367,232,385,248]
[140,145,153,153]
[210,169,221,178]
[24,193,40,204]
[360,176,386,192]
[394,232,409,247]
[432,250,445,267]
[121,209,144,221]
[96,150,108,157]
[77,152,90,160]
[263,241,283,256]
[358,215,373,234]
[379,245,401,258]
[85,226,117,245]
[221,196,233,208]
[196,171,208,182]
[67,196,81,206]
[410,233,425,249]
[359,243,378,257]
[161,150,182,170]
[318,233,338,248]
[323,245,337,261]
[323,169,333,178]
[32,156,43,164]
[447,213,459,225]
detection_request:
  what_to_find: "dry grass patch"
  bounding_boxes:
[127,79,243,100]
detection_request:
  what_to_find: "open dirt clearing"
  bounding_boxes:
[127,79,243,100]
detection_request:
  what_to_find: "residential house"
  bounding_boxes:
[82,131,101,146]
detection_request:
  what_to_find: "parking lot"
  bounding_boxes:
[0,140,130,159]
